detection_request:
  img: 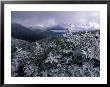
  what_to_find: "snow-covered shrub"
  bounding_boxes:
[11,30,100,77]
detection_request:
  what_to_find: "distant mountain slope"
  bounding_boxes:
[11,23,69,42]
[12,23,43,42]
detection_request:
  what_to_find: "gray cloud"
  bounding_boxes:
[11,11,100,27]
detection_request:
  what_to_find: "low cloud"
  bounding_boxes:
[11,11,100,29]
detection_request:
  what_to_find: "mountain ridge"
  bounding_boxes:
[11,23,99,42]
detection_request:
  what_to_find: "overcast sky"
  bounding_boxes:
[11,11,100,28]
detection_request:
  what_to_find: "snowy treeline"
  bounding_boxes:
[11,30,100,77]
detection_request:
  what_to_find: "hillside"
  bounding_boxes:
[11,23,69,42]
[11,30,100,77]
